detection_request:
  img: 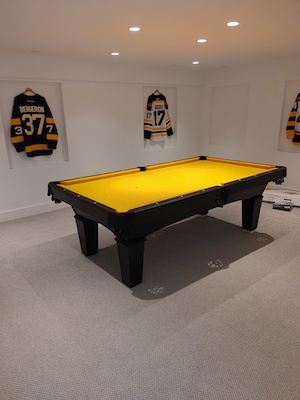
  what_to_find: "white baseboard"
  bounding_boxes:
[0,202,68,223]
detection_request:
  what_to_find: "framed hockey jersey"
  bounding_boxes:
[286,92,300,145]
[144,91,173,141]
[10,90,58,157]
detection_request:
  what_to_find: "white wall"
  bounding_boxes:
[200,58,300,188]
[0,54,204,221]
[1,53,300,222]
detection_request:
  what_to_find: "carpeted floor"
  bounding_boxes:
[1,201,300,399]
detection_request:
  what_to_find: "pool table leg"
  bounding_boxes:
[74,214,98,256]
[242,194,263,231]
[116,238,146,287]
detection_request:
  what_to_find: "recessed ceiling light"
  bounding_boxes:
[227,21,239,27]
[197,39,207,43]
[129,27,141,32]
[192,61,200,65]
[111,52,119,56]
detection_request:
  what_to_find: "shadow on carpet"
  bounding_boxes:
[89,215,273,299]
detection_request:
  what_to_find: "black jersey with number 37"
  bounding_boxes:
[11,93,58,157]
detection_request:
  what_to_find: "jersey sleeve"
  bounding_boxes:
[11,96,25,153]
[164,99,173,137]
[144,96,153,139]
[286,93,300,140]
[44,100,58,149]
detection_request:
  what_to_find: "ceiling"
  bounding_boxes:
[1,0,300,70]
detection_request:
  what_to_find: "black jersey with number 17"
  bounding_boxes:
[11,93,58,157]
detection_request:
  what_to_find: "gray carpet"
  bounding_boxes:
[1,201,300,399]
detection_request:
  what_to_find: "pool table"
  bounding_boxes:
[48,156,286,287]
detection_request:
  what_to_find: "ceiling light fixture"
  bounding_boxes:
[129,27,141,32]
[111,52,120,56]
[227,21,239,27]
[192,61,200,65]
[197,39,207,43]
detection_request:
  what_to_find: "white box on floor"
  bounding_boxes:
[263,188,300,207]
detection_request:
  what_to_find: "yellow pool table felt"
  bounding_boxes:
[58,157,278,212]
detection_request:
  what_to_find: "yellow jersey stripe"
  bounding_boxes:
[287,121,296,127]
[11,118,21,126]
[25,144,49,152]
[11,136,24,143]
[46,133,58,140]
